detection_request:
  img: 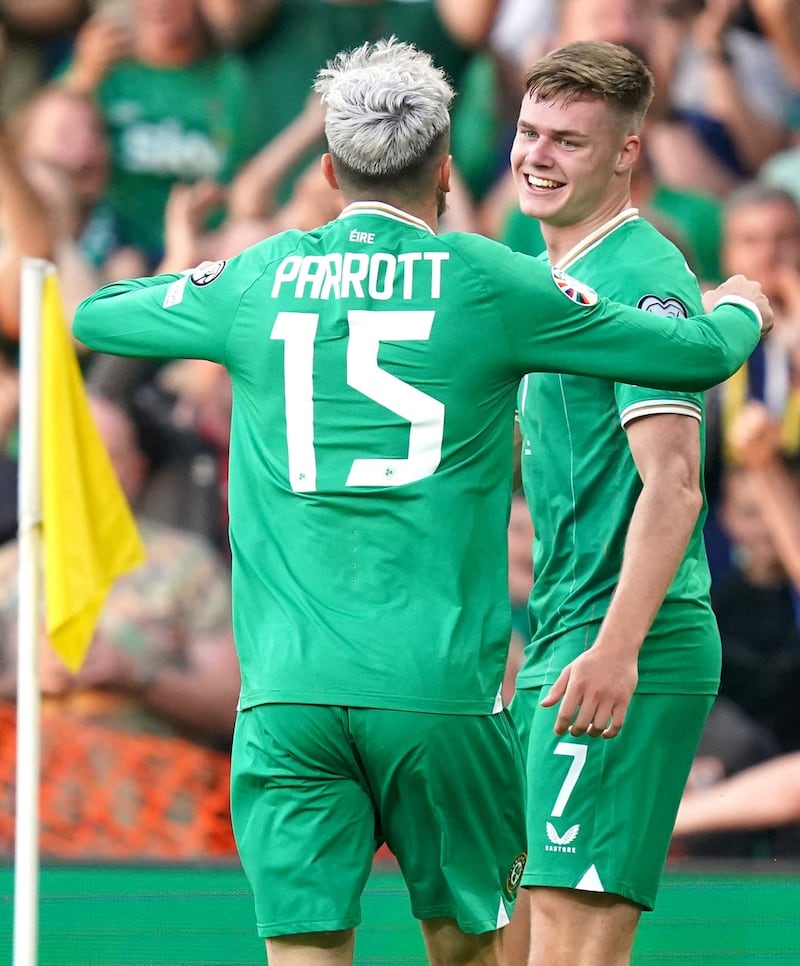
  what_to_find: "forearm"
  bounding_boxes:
[228,107,324,220]
[73,272,180,351]
[434,0,500,48]
[0,134,57,337]
[0,135,55,257]
[73,269,233,361]
[751,2,800,88]
[141,665,237,742]
[528,296,761,392]
[595,479,701,656]
[674,753,800,834]
[700,57,787,169]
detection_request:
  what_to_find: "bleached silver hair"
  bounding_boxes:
[314,37,454,178]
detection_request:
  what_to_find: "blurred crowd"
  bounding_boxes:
[0,0,799,861]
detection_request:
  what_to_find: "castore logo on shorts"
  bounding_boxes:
[545,822,580,852]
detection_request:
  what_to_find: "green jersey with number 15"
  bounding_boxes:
[73,202,760,715]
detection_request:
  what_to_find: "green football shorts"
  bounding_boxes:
[230,703,527,938]
[510,687,713,910]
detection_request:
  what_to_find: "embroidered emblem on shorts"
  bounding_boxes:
[636,294,688,318]
[551,268,598,306]
[505,852,527,894]
[545,822,580,852]
[190,260,227,286]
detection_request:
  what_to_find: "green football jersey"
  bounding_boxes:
[73,203,758,714]
[95,54,251,254]
[517,209,721,695]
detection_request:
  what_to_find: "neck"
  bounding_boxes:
[541,191,633,266]
[630,163,656,207]
[344,193,441,233]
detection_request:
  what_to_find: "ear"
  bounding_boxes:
[438,154,452,193]
[616,135,641,175]
[321,153,339,190]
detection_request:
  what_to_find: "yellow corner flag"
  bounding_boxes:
[40,274,145,672]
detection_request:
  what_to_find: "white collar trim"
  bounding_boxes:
[339,201,435,235]
[555,208,640,271]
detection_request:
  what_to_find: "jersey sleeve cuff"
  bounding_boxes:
[715,295,763,331]
[619,400,703,428]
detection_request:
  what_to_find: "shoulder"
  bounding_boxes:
[440,230,546,278]
[224,228,306,279]
[601,218,701,306]
[439,232,556,318]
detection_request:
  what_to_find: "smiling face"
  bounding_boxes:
[510,93,640,248]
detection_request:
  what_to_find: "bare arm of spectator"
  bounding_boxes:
[646,115,740,198]
[673,752,800,835]
[7,154,137,333]
[136,632,239,741]
[157,180,227,274]
[728,400,800,588]
[197,0,280,49]
[749,0,800,90]
[10,606,239,742]
[691,0,787,172]
[0,131,56,340]
[55,228,144,326]
[134,539,239,741]
[71,540,240,742]
[226,93,325,222]
[69,627,240,741]
[59,12,132,94]
[435,0,501,49]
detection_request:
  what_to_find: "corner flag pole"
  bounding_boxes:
[13,257,51,966]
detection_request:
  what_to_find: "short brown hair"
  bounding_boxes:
[524,41,654,132]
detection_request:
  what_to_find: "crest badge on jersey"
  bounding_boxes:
[551,268,599,306]
[637,294,688,318]
[190,260,227,287]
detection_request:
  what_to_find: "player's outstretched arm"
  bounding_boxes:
[488,244,768,391]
